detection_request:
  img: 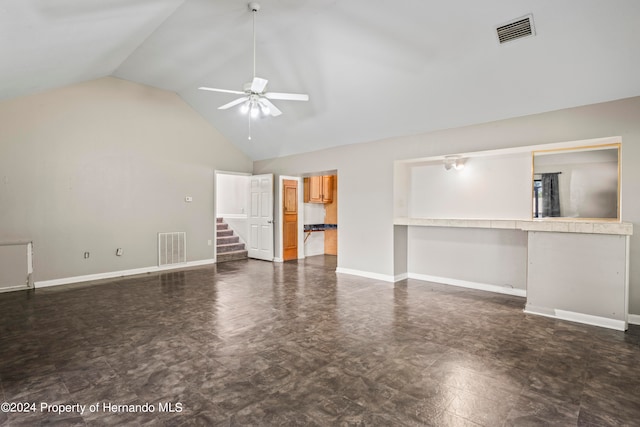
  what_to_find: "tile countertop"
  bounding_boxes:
[393,217,633,236]
[304,224,338,232]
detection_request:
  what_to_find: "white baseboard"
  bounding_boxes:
[0,285,31,293]
[335,267,397,283]
[34,259,215,289]
[524,304,627,331]
[628,314,640,325]
[408,273,527,297]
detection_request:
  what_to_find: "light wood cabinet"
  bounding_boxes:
[304,175,333,203]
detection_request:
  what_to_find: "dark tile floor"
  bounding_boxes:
[1,255,640,426]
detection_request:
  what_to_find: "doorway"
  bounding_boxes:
[302,173,338,260]
[277,172,337,263]
[214,171,274,262]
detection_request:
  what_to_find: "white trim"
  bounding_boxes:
[217,213,248,219]
[34,259,215,289]
[408,273,527,297]
[336,267,397,283]
[0,285,30,293]
[524,305,626,331]
[625,236,631,325]
[273,257,284,263]
[628,314,640,325]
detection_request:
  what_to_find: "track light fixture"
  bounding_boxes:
[444,155,466,171]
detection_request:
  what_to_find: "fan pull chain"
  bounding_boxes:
[248,114,252,140]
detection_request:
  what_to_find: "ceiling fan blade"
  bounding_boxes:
[260,98,282,117]
[218,96,249,110]
[250,77,268,93]
[198,86,245,95]
[264,92,309,101]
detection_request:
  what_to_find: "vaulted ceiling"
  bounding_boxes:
[3,0,640,160]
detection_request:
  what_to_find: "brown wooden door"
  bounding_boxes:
[283,179,298,261]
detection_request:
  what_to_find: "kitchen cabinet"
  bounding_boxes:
[304,176,333,203]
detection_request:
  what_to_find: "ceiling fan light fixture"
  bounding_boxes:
[197,1,309,124]
[250,103,260,118]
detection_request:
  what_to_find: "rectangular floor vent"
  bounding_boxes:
[158,232,186,266]
[496,14,535,44]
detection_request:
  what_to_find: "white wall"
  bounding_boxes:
[303,203,326,256]
[0,77,252,282]
[304,203,325,224]
[408,153,531,219]
[216,173,248,216]
[254,96,640,315]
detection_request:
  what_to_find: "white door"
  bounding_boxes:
[248,174,274,261]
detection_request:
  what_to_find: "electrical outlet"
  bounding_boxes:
[207,240,212,246]
[84,252,90,259]
[116,248,123,256]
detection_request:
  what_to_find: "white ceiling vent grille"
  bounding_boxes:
[496,14,535,44]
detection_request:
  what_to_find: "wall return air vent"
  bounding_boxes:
[496,14,535,44]
[158,232,186,266]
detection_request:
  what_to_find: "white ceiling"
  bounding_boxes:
[3,0,640,160]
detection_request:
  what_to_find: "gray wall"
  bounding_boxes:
[254,96,640,315]
[0,245,28,289]
[0,77,252,282]
[408,227,528,291]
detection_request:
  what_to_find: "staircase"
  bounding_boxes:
[216,218,248,263]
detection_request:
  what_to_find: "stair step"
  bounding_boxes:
[217,250,248,263]
[217,229,233,237]
[217,242,246,253]
[217,235,239,245]
[216,223,229,230]
[216,217,224,223]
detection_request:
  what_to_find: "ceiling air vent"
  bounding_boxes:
[496,14,535,44]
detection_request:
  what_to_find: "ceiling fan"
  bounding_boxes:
[198,2,309,121]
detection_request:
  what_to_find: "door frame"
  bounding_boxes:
[275,175,304,262]
[213,170,252,263]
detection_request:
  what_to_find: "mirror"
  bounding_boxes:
[532,143,620,220]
